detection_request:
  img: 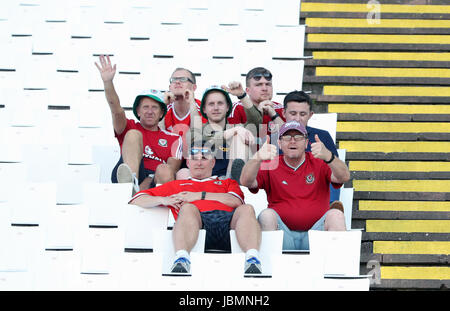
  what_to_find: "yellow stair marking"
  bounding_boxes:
[316,67,450,78]
[353,180,450,192]
[308,34,450,44]
[337,121,449,133]
[366,220,450,233]
[349,161,450,172]
[301,3,450,14]
[306,18,450,28]
[374,241,450,255]
[339,141,450,153]
[313,51,450,61]
[323,85,450,97]
[358,200,450,212]
[328,104,450,114]
[381,266,450,280]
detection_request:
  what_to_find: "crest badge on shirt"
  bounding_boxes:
[158,139,167,147]
[305,173,315,184]
[145,145,153,155]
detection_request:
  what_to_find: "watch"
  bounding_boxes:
[237,92,247,100]
[201,191,206,200]
[271,113,279,121]
[324,153,335,164]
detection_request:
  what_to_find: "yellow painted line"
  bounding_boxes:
[316,67,450,78]
[349,161,450,172]
[306,18,450,28]
[337,121,450,133]
[381,266,450,280]
[308,34,450,44]
[301,3,450,14]
[313,51,450,61]
[374,241,450,255]
[339,141,450,153]
[323,85,450,97]
[358,200,450,212]
[328,104,450,114]
[366,220,450,233]
[353,180,450,192]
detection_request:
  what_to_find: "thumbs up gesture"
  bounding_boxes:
[253,136,277,161]
[310,134,332,161]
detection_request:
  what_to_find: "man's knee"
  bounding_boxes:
[155,163,175,182]
[124,129,143,143]
[325,209,346,231]
[234,204,256,219]
[257,208,278,231]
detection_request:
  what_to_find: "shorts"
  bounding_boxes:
[259,209,330,251]
[111,156,156,188]
[200,210,235,252]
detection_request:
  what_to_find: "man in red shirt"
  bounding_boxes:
[240,121,350,250]
[95,56,182,195]
[129,142,262,274]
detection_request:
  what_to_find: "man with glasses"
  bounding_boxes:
[95,55,182,195]
[240,121,350,251]
[129,141,263,274]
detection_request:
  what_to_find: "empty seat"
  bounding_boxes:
[307,112,338,144]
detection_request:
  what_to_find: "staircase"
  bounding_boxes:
[301,0,450,290]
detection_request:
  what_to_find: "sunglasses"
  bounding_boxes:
[189,148,213,159]
[250,72,272,81]
[170,76,195,84]
[280,134,306,142]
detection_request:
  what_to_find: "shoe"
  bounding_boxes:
[117,163,140,196]
[330,200,344,213]
[171,257,191,274]
[230,159,245,184]
[244,257,262,274]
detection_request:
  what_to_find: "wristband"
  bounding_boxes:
[271,113,279,121]
[237,92,247,100]
[324,153,335,164]
[201,191,206,200]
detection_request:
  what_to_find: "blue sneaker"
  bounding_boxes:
[171,257,191,274]
[244,257,262,274]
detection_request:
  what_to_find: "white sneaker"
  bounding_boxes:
[117,163,140,195]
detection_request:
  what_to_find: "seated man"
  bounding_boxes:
[240,121,350,251]
[178,86,258,183]
[129,141,262,274]
[95,55,182,195]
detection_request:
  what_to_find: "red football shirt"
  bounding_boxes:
[115,119,182,171]
[131,176,244,219]
[164,99,207,137]
[227,102,247,124]
[251,153,342,231]
[261,101,285,135]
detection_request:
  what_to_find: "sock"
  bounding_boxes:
[245,248,260,261]
[175,249,190,261]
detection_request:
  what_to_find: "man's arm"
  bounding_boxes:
[240,136,277,188]
[129,193,181,209]
[222,82,263,127]
[310,134,350,184]
[95,55,127,135]
[172,191,242,209]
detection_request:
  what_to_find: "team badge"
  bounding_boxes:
[214,181,223,185]
[305,173,315,184]
[158,139,167,147]
[145,145,153,155]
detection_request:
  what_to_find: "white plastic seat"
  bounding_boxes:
[117,252,164,290]
[269,25,306,59]
[308,230,362,277]
[340,187,354,230]
[82,182,131,226]
[91,144,121,183]
[268,59,305,94]
[229,229,283,275]
[152,229,206,275]
[123,205,169,250]
[307,112,338,144]
[56,164,100,204]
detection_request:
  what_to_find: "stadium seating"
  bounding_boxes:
[0,0,379,291]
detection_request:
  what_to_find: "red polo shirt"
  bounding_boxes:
[251,153,342,231]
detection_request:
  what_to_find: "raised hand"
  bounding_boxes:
[310,134,332,161]
[222,81,244,98]
[259,100,275,116]
[253,136,277,161]
[94,55,116,83]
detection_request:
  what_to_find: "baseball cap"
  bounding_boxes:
[200,86,233,120]
[132,89,167,121]
[278,120,308,139]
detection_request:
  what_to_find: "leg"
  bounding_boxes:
[172,203,202,253]
[230,204,261,252]
[324,209,346,231]
[121,129,143,175]
[257,208,278,231]
[154,163,176,185]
